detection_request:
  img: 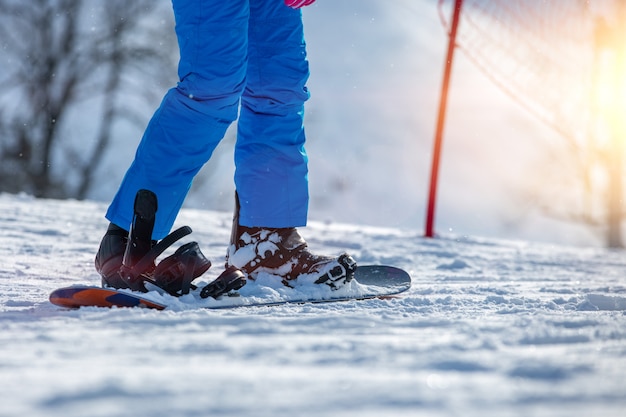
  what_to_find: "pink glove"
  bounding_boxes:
[284,0,316,9]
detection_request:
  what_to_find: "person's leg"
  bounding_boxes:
[234,0,310,228]
[227,1,357,289]
[106,0,249,239]
[97,0,250,287]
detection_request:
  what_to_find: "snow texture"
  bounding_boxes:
[1,193,626,417]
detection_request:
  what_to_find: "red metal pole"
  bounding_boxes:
[425,0,464,238]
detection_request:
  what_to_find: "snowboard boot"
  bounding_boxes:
[95,189,158,292]
[225,194,357,290]
[96,189,211,295]
[94,223,129,288]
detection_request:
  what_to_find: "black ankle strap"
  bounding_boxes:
[129,226,192,277]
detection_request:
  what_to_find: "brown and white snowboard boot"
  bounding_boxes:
[225,194,356,289]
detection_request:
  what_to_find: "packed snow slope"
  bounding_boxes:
[1,193,625,417]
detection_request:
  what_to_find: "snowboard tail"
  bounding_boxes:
[49,265,411,310]
[49,286,166,310]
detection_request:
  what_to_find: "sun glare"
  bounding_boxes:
[597,65,626,145]
[591,15,626,147]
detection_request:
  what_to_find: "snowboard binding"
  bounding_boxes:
[111,189,211,296]
[98,189,249,299]
[200,266,246,299]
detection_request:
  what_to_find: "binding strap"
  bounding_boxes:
[127,226,192,279]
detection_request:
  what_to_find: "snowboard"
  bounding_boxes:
[49,265,411,310]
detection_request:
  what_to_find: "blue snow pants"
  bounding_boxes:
[106,0,311,239]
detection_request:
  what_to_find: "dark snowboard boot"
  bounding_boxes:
[96,189,211,295]
[94,223,129,287]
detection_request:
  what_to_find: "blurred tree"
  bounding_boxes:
[0,0,176,199]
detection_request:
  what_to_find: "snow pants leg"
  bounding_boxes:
[235,0,310,228]
[105,0,310,239]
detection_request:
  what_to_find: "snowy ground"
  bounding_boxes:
[1,193,625,417]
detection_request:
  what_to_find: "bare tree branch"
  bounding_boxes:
[0,0,177,199]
